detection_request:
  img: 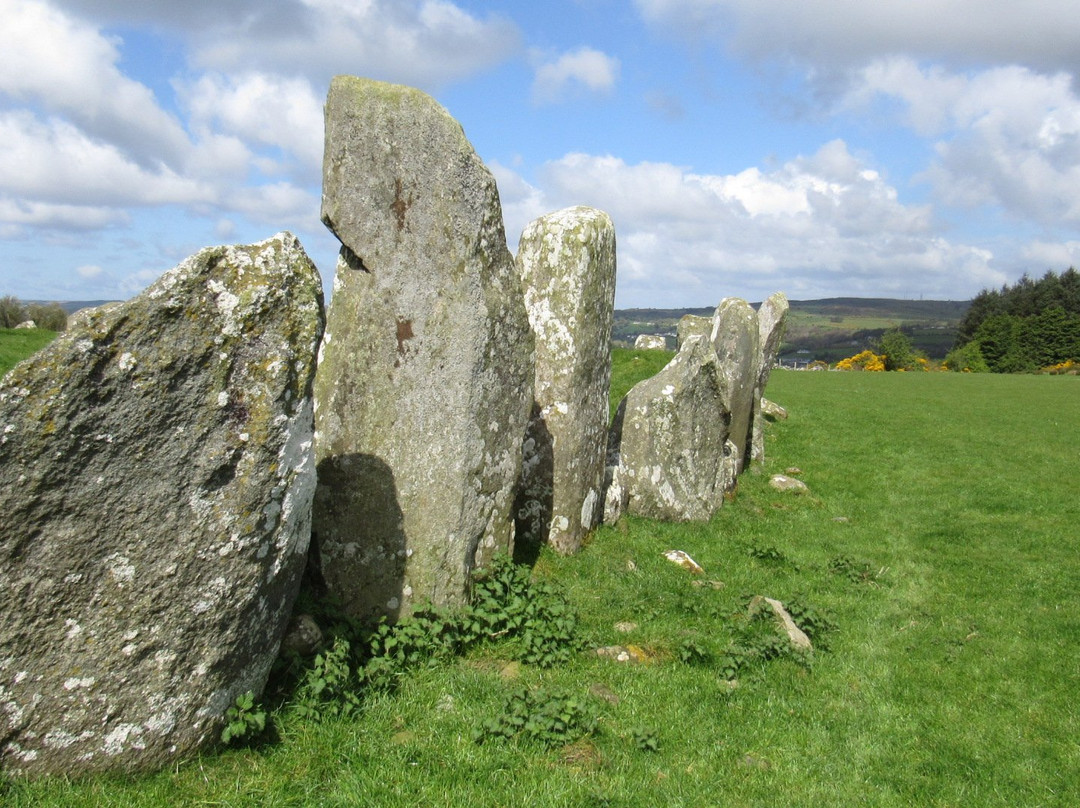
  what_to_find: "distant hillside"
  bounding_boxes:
[614,297,971,362]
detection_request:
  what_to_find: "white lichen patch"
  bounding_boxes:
[104,553,135,584]
[103,723,145,756]
[63,676,95,691]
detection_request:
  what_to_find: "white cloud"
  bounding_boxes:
[1021,240,1080,269]
[845,59,1080,228]
[189,0,520,92]
[499,142,999,305]
[0,0,191,166]
[531,47,620,104]
[178,72,325,178]
[0,111,212,208]
[76,264,104,278]
[633,0,1080,76]
[0,197,125,233]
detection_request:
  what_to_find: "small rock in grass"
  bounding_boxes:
[748,596,813,652]
[596,644,651,663]
[663,549,705,574]
[769,474,809,494]
[614,621,638,633]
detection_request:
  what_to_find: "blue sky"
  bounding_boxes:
[2,0,1080,308]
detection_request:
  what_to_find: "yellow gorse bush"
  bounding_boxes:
[1042,359,1080,375]
[835,350,885,371]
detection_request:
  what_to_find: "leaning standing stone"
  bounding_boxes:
[609,335,730,521]
[515,206,616,555]
[0,233,324,777]
[315,76,533,620]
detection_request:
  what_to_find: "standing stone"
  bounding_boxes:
[634,334,667,350]
[710,298,761,484]
[676,314,710,350]
[315,76,533,621]
[515,207,616,555]
[749,292,789,465]
[0,233,324,776]
[608,336,730,521]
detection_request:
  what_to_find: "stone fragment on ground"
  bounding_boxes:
[761,398,788,420]
[515,206,616,556]
[0,232,324,777]
[595,645,652,663]
[748,596,813,652]
[769,474,810,494]
[314,76,533,620]
[663,549,705,574]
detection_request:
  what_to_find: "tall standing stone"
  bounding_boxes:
[315,76,533,620]
[711,297,761,483]
[607,336,730,521]
[515,207,616,555]
[749,292,789,465]
[0,233,323,776]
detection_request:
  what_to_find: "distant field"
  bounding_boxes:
[614,298,970,361]
[0,328,58,377]
[7,356,1077,806]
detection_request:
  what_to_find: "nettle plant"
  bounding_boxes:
[270,553,584,722]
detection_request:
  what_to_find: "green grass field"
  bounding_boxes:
[5,356,1079,806]
[0,328,58,377]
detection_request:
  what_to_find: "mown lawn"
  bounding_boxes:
[4,362,1079,806]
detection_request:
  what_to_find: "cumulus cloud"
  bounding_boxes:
[187,0,519,92]
[844,59,1080,228]
[178,72,325,179]
[633,0,1080,76]
[0,0,191,167]
[54,0,520,91]
[531,47,620,104]
[497,141,1000,305]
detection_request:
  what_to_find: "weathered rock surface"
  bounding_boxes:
[634,334,667,350]
[515,206,616,555]
[314,76,533,620]
[608,335,730,521]
[711,297,761,483]
[749,292,789,465]
[676,314,710,350]
[0,233,324,776]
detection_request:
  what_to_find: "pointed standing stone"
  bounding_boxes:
[314,76,533,620]
[515,206,617,555]
[0,233,323,776]
[749,292,789,465]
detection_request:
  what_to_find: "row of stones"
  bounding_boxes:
[0,75,785,779]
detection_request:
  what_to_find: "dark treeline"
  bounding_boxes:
[0,296,68,331]
[950,268,1080,372]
